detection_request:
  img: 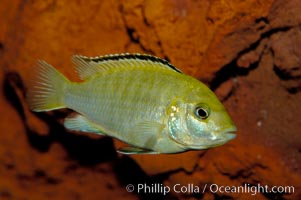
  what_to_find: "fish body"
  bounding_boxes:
[27,53,236,154]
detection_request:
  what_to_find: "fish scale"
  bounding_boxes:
[26,53,236,154]
[65,69,177,136]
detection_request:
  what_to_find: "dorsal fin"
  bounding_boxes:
[72,53,182,80]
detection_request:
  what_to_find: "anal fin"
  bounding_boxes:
[64,114,105,135]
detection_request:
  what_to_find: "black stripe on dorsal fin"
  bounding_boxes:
[85,53,182,73]
[72,53,182,80]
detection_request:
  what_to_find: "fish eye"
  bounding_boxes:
[194,105,210,119]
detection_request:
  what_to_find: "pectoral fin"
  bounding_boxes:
[131,121,165,136]
[117,146,159,154]
[129,121,165,148]
[64,114,105,135]
[117,121,165,154]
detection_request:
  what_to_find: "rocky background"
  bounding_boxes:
[1,0,300,199]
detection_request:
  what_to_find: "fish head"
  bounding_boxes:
[167,84,237,150]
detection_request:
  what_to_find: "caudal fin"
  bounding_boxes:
[26,60,70,112]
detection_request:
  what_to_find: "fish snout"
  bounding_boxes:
[222,126,237,141]
[210,126,237,141]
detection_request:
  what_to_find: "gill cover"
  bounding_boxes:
[166,100,214,148]
[167,100,193,146]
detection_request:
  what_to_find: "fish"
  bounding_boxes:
[26,53,237,154]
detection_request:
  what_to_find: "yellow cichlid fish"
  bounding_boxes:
[26,53,236,154]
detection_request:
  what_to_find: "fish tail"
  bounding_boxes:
[26,60,70,112]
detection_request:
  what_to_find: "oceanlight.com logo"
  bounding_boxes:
[125,183,295,196]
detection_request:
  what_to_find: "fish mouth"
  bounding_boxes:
[224,132,236,140]
[172,126,237,150]
[209,127,237,142]
[184,128,237,150]
[222,127,237,140]
[204,130,236,148]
